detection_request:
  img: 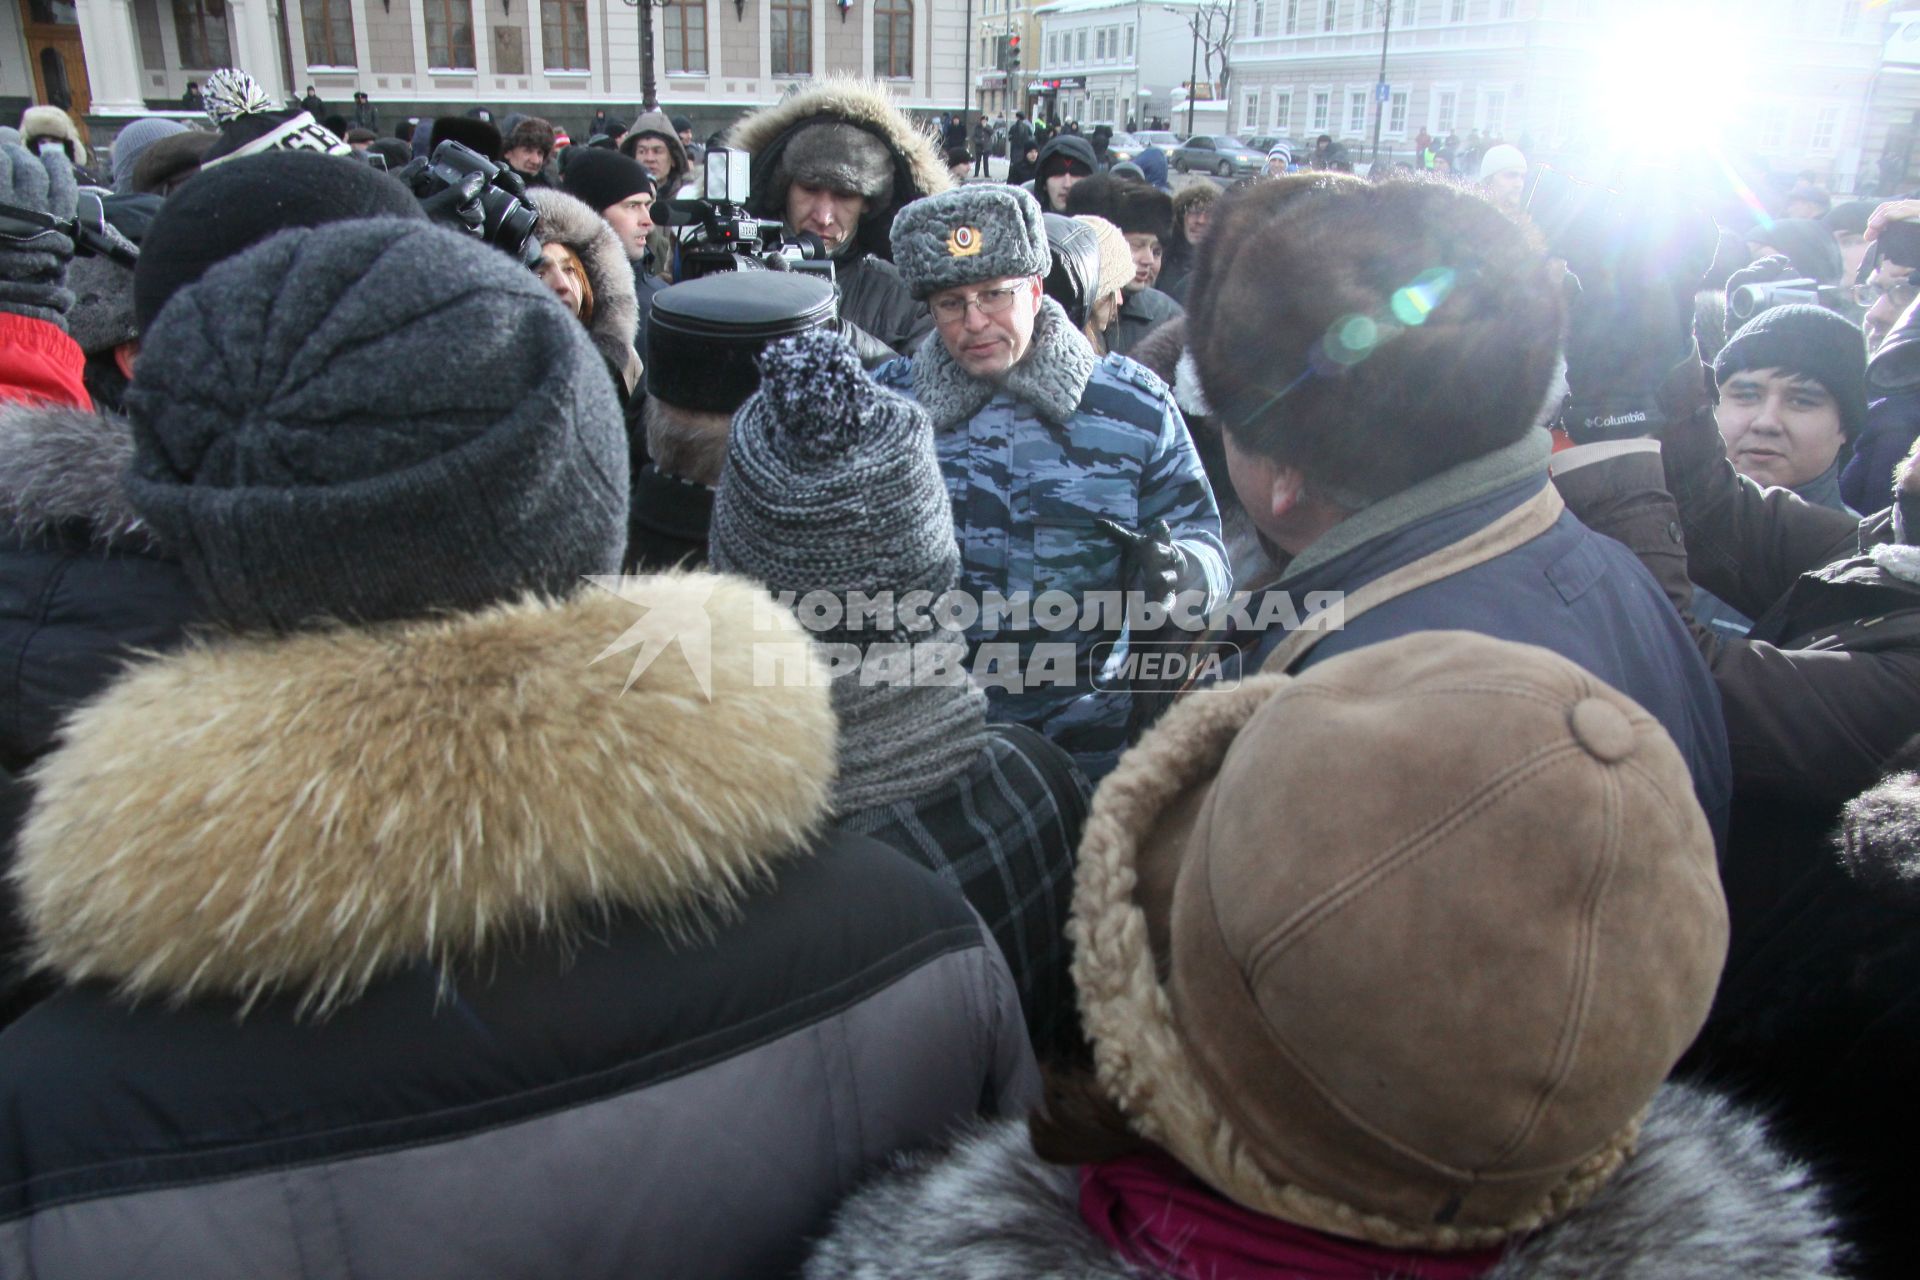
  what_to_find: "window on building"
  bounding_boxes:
[1244,91,1260,130]
[172,0,232,68]
[1311,89,1330,130]
[424,0,474,67]
[302,0,354,65]
[1273,90,1291,130]
[771,0,810,75]
[1347,88,1367,132]
[1757,101,1787,150]
[1811,104,1840,152]
[1126,24,1133,55]
[875,0,910,76]
[1096,27,1107,57]
[1838,0,1857,36]
[1498,0,1515,15]
[1435,88,1456,132]
[1252,0,1265,34]
[661,0,706,72]
[1323,0,1338,31]
[1389,88,1408,132]
[1076,29,1086,61]
[545,0,587,69]
[1285,0,1300,34]
[1483,87,1506,135]
[1397,0,1415,24]
[1047,33,1057,65]
[1450,0,1465,20]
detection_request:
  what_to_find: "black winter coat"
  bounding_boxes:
[0,577,1038,1279]
[0,401,200,1026]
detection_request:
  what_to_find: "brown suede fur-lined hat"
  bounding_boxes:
[1069,631,1727,1251]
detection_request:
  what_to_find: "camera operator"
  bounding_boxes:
[724,80,948,356]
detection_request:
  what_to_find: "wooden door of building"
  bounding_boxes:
[18,0,92,142]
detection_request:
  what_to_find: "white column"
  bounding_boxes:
[73,0,147,114]
[227,0,291,102]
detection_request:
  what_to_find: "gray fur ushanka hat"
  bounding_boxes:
[891,184,1050,300]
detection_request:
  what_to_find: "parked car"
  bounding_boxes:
[1170,135,1266,178]
[1243,134,1300,159]
[1105,132,1147,165]
[1136,130,1181,150]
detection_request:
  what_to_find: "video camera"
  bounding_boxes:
[397,139,541,265]
[0,189,138,267]
[657,147,834,284]
[1727,276,1837,322]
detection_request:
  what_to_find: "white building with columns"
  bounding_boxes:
[3,0,968,143]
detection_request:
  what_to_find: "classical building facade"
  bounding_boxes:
[3,0,968,140]
[1228,0,1892,188]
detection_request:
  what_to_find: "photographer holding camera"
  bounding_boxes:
[724,80,949,357]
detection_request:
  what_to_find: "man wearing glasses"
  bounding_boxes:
[878,185,1229,783]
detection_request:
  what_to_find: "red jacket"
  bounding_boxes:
[0,313,90,410]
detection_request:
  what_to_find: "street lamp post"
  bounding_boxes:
[619,0,659,111]
[1369,0,1392,167]
[1185,19,1199,134]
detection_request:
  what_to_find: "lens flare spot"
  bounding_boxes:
[1390,267,1457,326]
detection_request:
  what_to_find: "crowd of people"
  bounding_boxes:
[0,68,1915,1280]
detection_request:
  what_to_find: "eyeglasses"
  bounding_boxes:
[1853,280,1920,308]
[931,285,1024,324]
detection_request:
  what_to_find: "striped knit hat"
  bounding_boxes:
[709,329,992,812]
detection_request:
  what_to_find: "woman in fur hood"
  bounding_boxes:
[0,218,1039,1280]
[806,632,1843,1280]
[726,77,952,355]
[527,185,641,397]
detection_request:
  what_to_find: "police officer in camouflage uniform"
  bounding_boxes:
[882,184,1229,781]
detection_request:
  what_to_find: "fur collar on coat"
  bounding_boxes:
[0,399,154,550]
[726,77,952,263]
[527,186,642,391]
[803,1084,1843,1279]
[910,296,1098,432]
[10,573,838,1016]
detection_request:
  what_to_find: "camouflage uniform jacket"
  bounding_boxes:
[876,298,1229,781]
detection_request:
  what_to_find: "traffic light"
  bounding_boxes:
[1006,34,1022,72]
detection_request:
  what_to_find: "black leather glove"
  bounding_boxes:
[1722,253,1796,302]
[1096,517,1188,613]
[0,141,78,329]
[394,157,488,237]
[1552,179,1717,445]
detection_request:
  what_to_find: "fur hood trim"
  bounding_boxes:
[726,78,951,262]
[1837,736,1920,906]
[911,296,1096,431]
[529,186,642,388]
[802,1084,1842,1279]
[12,573,838,1015]
[0,398,154,549]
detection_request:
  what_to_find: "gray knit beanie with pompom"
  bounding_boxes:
[710,329,993,813]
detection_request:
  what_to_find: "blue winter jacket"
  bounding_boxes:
[1242,457,1733,848]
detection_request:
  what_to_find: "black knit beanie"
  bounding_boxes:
[560,148,655,214]
[133,150,424,331]
[1714,303,1869,441]
[125,219,629,633]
